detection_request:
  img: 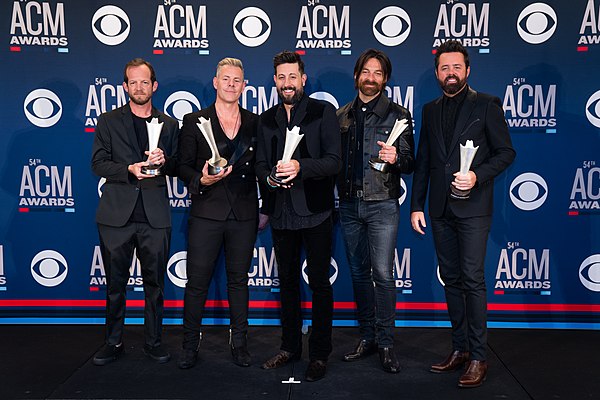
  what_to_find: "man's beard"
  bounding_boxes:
[439,75,467,95]
[130,92,152,106]
[278,85,304,105]
[358,79,383,97]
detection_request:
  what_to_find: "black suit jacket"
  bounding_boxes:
[255,95,341,217]
[411,88,516,218]
[178,104,259,221]
[91,103,179,228]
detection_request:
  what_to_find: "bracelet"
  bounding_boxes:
[266,176,278,188]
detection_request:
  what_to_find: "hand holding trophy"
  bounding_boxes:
[269,126,304,186]
[141,117,164,176]
[197,116,228,175]
[450,140,479,200]
[369,118,408,173]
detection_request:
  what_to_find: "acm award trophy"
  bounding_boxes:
[450,139,479,200]
[141,117,164,176]
[197,116,228,175]
[269,126,304,185]
[369,118,409,173]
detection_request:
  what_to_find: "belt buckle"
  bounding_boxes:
[356,189,363,198]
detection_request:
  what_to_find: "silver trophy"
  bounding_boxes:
[270,126,304,185]
[197,116,228,175]
[369,118,408,173]
[450,140,479,200]
[141,117,164,176]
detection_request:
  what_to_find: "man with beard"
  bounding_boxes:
[336,49,414,373]
[256,50,341,382]
[91,58,179,365]
[410,40,515,387]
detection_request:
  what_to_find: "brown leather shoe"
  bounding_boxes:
[458,360,488,388]
[430,350,470,373]
[261,350,299,369]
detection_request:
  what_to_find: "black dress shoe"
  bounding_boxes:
[261,350,300,369]
[93,343,123,366]
[305,360,327,382]
[143,344,171,363]
[177,349,198,369]
[231,343,251,367]
[378,347,401,373]
[430,350,469,373]
[343,339,377,362]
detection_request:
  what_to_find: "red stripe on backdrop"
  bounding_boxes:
[0,300,598,312]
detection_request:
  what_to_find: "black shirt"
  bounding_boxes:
[352,94,381,188]
[441,85,468,152]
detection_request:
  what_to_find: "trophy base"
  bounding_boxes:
[141,165,162,176]
[450,187,471,200]
[208,158,228,175]
[369,157,389,173]
[269,167,289,185]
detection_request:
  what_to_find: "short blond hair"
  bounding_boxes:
[216,57,244,77]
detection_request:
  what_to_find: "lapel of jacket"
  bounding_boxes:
[432,96,446,155]
[122,104,142,158]
[448,88,477,156]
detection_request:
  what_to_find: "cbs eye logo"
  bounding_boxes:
[579,254,600,292]
[31,250,68,287]
[517,3,557,44]
[510,172,548,211]
[24,89,62,128]
[163,91,202,127]
[309,91,339,109]
[92,5,130,46]
[233,7,271,47]
[436,265,445,287]
[372,6,411,47]
[399,178,407,206]
[167,251,187,288]
[302,257,339,285]
[585,90,600,128]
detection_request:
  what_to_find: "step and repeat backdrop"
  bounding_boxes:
[1,0,599,329]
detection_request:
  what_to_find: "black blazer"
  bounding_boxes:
[255,95,341,217]
[91,103,179,228]
[411,88,516,218]
[178,104,259,221]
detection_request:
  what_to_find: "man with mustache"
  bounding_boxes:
[255,50,341,382]
[410,40,515,388]
[336,49,415,373]
[91,58,179,365]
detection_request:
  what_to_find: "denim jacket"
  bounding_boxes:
[336,95,415,201]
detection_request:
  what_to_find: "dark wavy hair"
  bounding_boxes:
[434,40,470,69]
[273,50,305,75]
[353,48,392,89]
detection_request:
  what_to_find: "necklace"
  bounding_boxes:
[216,108,241,140]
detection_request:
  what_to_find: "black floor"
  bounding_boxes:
[1,325,597,399]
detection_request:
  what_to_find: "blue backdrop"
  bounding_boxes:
[1,0,599,329]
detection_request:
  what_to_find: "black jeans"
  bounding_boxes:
[182,215,257,349]
[271,217,334,361]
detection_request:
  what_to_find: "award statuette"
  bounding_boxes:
[141,117,164,176]
[197,116,228,175]
[450,139,479,200]
[368,118,409,173]
[269,126,304,185]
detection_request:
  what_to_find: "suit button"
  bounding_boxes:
[245,162,249,165]
[249,147,253,151]
[242,174,246,178]
[446,163,450,167]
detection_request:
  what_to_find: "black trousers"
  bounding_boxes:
[182,215,257,349]
[271,217,334,361]
[431,210,491,361]
[98,222,171,347]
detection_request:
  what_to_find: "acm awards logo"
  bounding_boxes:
[249,247,279,288]
[295,3,351,53]
[394,248,412,292]
[510,172,548,211]
[153,2,209,53]
[24,89,62,128]
[9,1,68,49]
[568,161,600,214]
[578,0,600,49]
[579,254,600,292]
[503,77,557,133]
[19,159,74,211]
[84,78,127,131]
[431,1,490,51]
[372,6,411,47]
[242,85,278,114]
[89,246,144,289]
[516,3,557,44]
[92,5,130,46]
[31,250,68,287]
[233,7,271,47]
[494,242,551,293]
